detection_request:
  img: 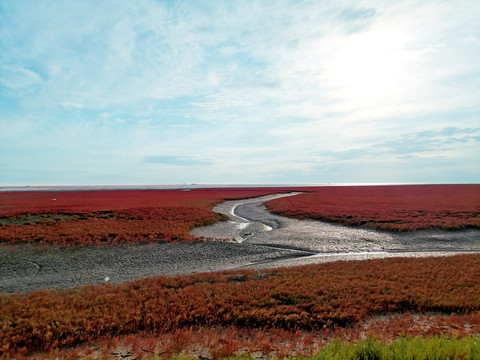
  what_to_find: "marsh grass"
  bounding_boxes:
[2,255,480,357]
[307,336,480,360]
[37,332,480,360]
[121,336,480,360]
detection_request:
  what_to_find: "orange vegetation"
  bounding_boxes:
[266,184,480,231]
[1,254,479,356]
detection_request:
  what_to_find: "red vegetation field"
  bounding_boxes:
[1,254,479,357]
[266,185,480,231]
[1,185,478,244]
[0,188,291,245]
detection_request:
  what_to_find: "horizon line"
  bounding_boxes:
[1,182,478,192]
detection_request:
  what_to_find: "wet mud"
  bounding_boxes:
[192,193,480,267]
[1,193,479,293]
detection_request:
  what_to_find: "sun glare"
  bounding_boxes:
[328,29,410,103]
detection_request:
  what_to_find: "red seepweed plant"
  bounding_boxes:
[1,254,479,356]
[1,185,478,244]
[266,184,480,231]
[0,188,295,245]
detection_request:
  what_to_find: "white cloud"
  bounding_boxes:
[1,0,479,184]
[61,102,84,109]
[4,0,478,114]
[0,65,42,89]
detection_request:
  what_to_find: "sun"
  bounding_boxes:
[327,29,410,103]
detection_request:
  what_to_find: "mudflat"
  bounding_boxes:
[193,193,480,267]
[1,193,479,293]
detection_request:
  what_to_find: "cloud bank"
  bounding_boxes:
[1,0,479,185]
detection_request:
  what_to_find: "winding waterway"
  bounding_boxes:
[192,192,480,269]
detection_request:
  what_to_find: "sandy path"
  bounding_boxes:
[1,192,479,293]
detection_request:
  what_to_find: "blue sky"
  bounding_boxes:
[1,0,479,185]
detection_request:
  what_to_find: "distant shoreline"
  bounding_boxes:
[0,182,473,192]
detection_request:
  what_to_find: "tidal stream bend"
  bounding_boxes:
[1,193,479,293]
[192,192,480,268]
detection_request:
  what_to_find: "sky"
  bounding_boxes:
[1,0,479,186]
